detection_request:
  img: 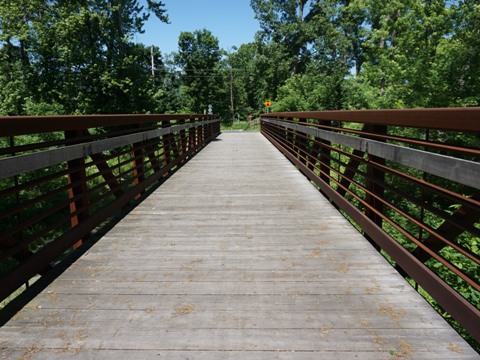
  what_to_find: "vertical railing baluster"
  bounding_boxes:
[364,125,387,227]
[132,125,145,200]
[319,120,331,188]
[65,130,90,249]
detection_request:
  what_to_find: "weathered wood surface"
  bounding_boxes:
[0,132,477,359]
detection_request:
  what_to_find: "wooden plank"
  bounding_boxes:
[0,327,477,358]
[1,348,475,360]
[3,302,450,331]
[0,132,477,359]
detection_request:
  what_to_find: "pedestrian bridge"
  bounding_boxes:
[0,110,479,358]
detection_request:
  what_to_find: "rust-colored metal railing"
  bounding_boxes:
[260,108,480,342]
[0,114,220,302]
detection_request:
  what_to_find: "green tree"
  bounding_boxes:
[430,0,480,106]
[350,0,453,108]
[307,0,368,76]
[251,0,312,74]
[0,46,30,115]
[228,44,257,113]
[175,29,224,115]
[0,0,169,115]
[252,40,292,106]
[268,0,369,110]
[0,0,40,115]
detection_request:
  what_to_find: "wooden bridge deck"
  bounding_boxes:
[0,132,477,359]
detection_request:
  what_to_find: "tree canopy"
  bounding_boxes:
[249,0,480,112]
[0,0,478,116]
[0,0,168,115]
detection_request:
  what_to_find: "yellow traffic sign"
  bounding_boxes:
[264,100,272,107]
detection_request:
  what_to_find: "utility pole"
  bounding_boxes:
[151,45,155,78]
[230,66,234,120]
[151,45,156,87]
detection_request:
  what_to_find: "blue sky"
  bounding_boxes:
[135,0,261,55]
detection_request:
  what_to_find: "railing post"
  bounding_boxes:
[161,120,173,177]
[285,118,295,153]
[178,118,186,161]
[65,130,89,250]
[206,118,210,141]
[195,117,200,148]
[295,121,309,165]
[364,124,387,250]
[132,126,145,200]
[188,117,195,152]
[319,120,331,187]
[173,120,182,160]
[364,124,387,223]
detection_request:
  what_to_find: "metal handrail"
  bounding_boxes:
[0,114,221,303]
[260,108,480,343]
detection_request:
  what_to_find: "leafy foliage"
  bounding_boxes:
[175,29,224,115]
[257,0,480,111]
[0,0,169,115]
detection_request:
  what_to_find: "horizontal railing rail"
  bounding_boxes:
[0,114,221,303]
[260,108,480,343]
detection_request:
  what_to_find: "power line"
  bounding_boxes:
[179,75,234,78]
[153,68,242,73]
[151,68,241,79]
[180,68,242,72]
